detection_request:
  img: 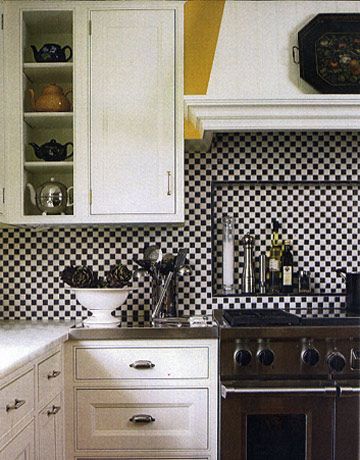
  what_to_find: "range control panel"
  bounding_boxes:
[221,336,360,379]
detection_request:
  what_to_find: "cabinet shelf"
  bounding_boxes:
[24,112,73,129]
[23,63,73,83]
[24,161,73,173]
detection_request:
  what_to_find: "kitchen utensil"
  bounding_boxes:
[151,248,187,320]
[337,269,360,314]
[29,84,72,112]
[31,43,72,62]
[26,177,73,215]
[29,139,73,162]
[259,253,267,294]
[241,234,255,294]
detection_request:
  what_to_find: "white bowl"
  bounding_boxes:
[71,288,131,328]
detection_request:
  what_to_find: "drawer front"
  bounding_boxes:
[75,346,209,380]
[0,420,35,460]
[0,369,34,439]
[38,351,62,407]
[38,393,63,460]
[76,388,208,451]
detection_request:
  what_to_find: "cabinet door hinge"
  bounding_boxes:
[89,20,92,35]
[2,187,5,205]
[1,14,4,31]
[89,189,92,205]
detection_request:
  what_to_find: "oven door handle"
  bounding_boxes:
[221,384,337,399]
[337,386,360,396]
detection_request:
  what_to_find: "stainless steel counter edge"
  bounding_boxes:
[69,326,219,340]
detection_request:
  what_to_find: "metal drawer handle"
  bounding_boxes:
[129,360,155,369]
[47,405,61,416]
[129,414,155,424]
[47,370,61,379]
[6,399,26,412]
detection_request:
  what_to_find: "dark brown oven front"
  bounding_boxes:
[220,381,359,460]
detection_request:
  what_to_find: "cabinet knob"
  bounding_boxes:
[129,360,155,369]
[129,414,155,424]
[47,405,61,417]
[6,399,26,412]
[47,369,61,379]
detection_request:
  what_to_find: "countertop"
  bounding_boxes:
[0,318,218,380]
[0,320,72,380]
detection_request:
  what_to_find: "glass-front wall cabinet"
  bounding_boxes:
[22,10,74,217]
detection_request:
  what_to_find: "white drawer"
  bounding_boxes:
[0,369,34,440]
[0,420,35,460]
[38,351,62,408]
[75,346,209,380]
[76,388,208,451]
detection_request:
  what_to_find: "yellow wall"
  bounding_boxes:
[184,0,225,139]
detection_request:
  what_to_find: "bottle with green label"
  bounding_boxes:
[281,240,294,293]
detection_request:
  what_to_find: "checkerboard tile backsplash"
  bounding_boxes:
[0,131,359,320]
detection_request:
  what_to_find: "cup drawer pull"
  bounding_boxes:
[129,414,155,424]
[47,370,61,379]
[47,405,61,416]
[129,360,155,369]
[6,399,26,412]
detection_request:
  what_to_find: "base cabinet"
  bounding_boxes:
[0,421,35,460]
[0,345,64,460]
[65,339,218,460]
[38,394,63,460]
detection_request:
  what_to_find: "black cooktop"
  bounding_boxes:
[222,308,360,327]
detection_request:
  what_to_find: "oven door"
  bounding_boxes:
[221,380,337,460]
[335,382,360,460]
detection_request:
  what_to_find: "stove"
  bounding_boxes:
[216,309,360,460]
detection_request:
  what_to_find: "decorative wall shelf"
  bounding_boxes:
[185,96,360,137]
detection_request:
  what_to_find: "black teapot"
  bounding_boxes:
[29,139,73,162]
[31,43,72,62]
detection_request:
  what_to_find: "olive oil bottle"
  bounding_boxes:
[281,240,294,293]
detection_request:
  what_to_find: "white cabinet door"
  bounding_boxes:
[38,394,63,460]
[0,421,35,460]
[0,2,4,218]
[89,7,182,221]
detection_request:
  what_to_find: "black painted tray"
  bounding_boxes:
[298,13,360,94]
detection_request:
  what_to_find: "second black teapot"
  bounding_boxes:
[29,139,73,162]
[31,43,72,62]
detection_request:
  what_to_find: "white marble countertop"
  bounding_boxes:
[0,321,73,380]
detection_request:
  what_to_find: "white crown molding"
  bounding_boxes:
[184,96,360,136]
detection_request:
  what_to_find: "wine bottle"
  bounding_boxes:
[269,219,282,294]
[281,240,293,293]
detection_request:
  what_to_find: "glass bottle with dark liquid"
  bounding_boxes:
[281,240,294,293]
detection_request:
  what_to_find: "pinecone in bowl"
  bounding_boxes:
[61,264,98,288]
[106,262,132,288]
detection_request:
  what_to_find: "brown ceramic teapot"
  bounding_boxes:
[29,84,72,112]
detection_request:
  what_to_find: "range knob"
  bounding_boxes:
[257,349,274,366]
[235,349,252,367]
[302,347,320,366]
[327,352,346,373]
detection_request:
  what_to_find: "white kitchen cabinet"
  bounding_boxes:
[3,0,183,226]
[89,6,184,222]
[0,345,64,460]
[0,1,4,219]
[65,339,218,460]
[38,393,63,460]
[0,421,35,460]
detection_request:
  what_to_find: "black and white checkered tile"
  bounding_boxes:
[0,131,358,320]
[213,182,359,294]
